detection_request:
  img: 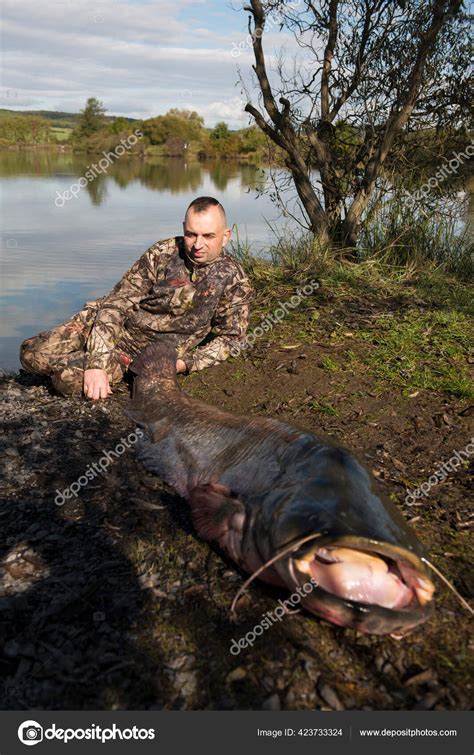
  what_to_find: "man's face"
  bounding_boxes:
[183,207,231,265]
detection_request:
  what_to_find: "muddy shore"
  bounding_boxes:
[1,288,472,711]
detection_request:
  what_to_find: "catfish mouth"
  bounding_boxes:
[291,537,435,636]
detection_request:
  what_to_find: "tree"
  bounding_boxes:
[241,0,470,248]
[0,115,51,144]
[167,108,204,128]
[141,109,204,145]
[165,135,188,156]
[211,122,231,141]
[76,97,107,138]
[108,116,132,134]
[239,124,268,153]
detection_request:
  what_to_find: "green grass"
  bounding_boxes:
[354,309,473,398]
[231,227,473,400]
[50,126,72,141]
[232,221,473,314]
[309,400,339,416]
[321,355,338,372]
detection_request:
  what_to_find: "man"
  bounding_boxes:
[20,196,254,400]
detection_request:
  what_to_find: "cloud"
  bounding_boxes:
[1,0,300,127]
[197,97,251,128]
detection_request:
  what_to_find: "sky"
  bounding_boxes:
[1,0,299,128]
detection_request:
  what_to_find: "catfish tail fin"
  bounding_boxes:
[131,338,177,382]
[130,338,179,411]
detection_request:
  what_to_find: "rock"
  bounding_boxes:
[302,659,318,679]
[262,694,280,710]
[183,584,206,598]
[404,668,436,687]
[174,670,197,698]
[166,654,195,671]
[5,561,30,579]
[226,667,247,683]
[138,573,161,589]
[343,695,356,708]
[317,681,345,710]
[5,385,22,395]
[413,693,439,710]
[4,448,20,458]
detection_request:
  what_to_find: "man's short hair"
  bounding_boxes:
[186,196,227,225]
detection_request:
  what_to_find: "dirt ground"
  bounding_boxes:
[0,290,472,711]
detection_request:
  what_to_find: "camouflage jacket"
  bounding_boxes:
[85,236,254,374]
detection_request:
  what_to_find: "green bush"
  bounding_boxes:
[0,115,52,144]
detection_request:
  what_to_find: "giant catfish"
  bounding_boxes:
[127,339,435,637]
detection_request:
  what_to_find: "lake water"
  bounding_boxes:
[0,151,299,371]
[2,151,469,372]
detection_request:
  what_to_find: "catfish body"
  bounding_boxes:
[128,339,434,636]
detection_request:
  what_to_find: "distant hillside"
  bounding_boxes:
[0,109,137,129]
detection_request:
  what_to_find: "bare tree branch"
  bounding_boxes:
[321,0,339,120]
[241,0,468,248]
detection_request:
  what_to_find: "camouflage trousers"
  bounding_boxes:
[19,301,130,397]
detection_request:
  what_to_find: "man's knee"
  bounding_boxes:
[19,337,47,375]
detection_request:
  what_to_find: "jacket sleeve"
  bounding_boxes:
[182,266,254,373]
[84,242,165,371]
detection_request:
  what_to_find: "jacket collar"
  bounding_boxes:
[177,236,224,275]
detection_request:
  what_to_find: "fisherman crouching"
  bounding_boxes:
[20,196,254,400]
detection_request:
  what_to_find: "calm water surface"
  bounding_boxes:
[0,151,298,370]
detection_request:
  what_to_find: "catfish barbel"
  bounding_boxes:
[127,338,437,637]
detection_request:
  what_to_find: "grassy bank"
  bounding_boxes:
[230,232,473,403]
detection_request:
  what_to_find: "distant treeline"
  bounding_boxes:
[0,104,470,172]
[0,105,278,162]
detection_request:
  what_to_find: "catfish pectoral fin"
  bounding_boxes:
[189,483,246,563]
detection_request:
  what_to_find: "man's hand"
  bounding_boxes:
[176,359,187,374]
[83,369,113,400]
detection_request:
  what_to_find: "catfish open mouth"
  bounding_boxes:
[293,539,435,613]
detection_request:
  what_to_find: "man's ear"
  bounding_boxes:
[223,227,231,245]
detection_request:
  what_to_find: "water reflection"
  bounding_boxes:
[0,151,269,204]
